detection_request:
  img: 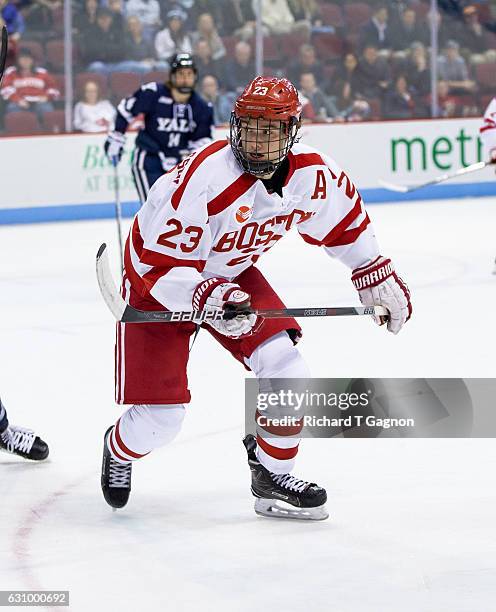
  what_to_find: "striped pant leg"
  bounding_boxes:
[245,331,311,475]
[131,148,151,206]
[107,404,186,464]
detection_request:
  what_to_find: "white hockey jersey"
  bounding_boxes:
[480,97,496,160]
[124,140,380,311]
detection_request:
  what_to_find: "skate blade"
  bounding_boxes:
[254,498,329,521]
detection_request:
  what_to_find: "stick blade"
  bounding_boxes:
[378,179,411,193]
[96,243,126,321]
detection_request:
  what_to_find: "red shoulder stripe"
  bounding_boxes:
[284,151,325,185]
[171,140,228,210]
[326,213,370,247]
[207,173,257,216]
[299,196,364,247]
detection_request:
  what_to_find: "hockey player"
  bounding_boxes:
[479,96,496,274]
[100,76,412,520]
[0,397,49,460]
[104,53,214,206]
[0,31,48,463]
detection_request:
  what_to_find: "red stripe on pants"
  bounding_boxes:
[256,435,299,460]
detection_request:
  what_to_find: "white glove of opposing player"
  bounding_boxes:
[351,256,412,335]
[104,131,126,164]
[192,278,259,338]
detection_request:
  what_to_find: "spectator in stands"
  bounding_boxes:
[437,79,457,117]
[332,52,361,111]
[384,74,415,119]
[79,8,127,73]
[390,8,428,57]
[259,0,310,38]
[108,0,126,36]
[194,38,226,85]
[0,0,25,41]
[427,9,456,51]
[436,0,464,21]
[125,0,161,41]
[298,72,341,120]
[21,0,61,37]
[224,40,255,94]
[340,98,371,122]
[190,1,224,28]
[405,42,431,97]
[220,0,256,39]
[122,15,168,73]
[355,44,391,100]
[437,39,476,94]
[199,74,234,124]
[155,7,193,63]
[1,48,59,124]
[457,5,495,64]
[288,0,322,28]
[73,0,98,35]
[191,12,226,61]
[73,80,116,133]
[359,4,392,55]
[288,44,323,87]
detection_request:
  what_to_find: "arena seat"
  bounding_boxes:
[313,33,344,61]
[18,40,45,65]
[475,62,494,93]
[343,3,372,32]
[142,70,169,85]
[43,110,66,133]
[4,111,40,135]
[320,3,344,28]
[109,72,141,101]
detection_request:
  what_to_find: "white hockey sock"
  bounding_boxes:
[107,404,185,464]
[245,332,311,475]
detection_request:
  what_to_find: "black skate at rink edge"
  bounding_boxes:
[243,434,328,519]
[0,427,49,461]
[101,426,132,509]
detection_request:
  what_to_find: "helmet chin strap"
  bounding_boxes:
[241,158,279,177]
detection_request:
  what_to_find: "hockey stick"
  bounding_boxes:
[0,26,8,85]
[379,160,492,193]
[111,157,124,270]
[96,243,388,324]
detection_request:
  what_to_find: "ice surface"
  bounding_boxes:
[1,197,495,611]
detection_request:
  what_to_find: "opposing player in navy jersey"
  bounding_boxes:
[104,53,214,205]
[0,397,49,461]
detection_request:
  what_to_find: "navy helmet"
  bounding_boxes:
[169,53,198,94]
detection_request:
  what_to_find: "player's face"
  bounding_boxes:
[239,118,287,164]
[173,68,196,90]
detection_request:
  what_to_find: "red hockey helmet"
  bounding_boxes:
[230,76,302,176]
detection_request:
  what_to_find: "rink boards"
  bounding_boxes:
[0,117,495,224]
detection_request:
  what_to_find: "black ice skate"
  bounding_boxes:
[101,426,132,509]
[0,426,49,460]
[243,434,328,521]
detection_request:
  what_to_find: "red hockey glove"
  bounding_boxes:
[351,256,412,334]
